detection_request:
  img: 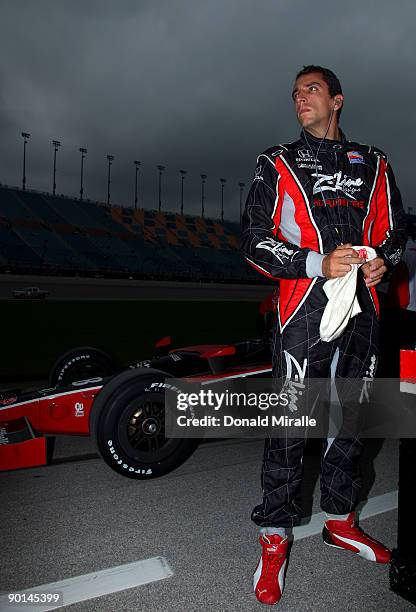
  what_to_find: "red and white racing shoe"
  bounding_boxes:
[253,534,289,605]
[323,512,391,564]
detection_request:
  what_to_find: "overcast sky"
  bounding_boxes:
[1,0,415,221]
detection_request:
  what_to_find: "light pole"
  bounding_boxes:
[180,170,187,215]
[157,165,165,212]
[220,178,226,222]
[79,147,87,200]
[52,140,61,196]
[21,132,30,191]
[134,160,141,209]
[200,174,207,218]
[106,155,114,205]
[239,181,245,222]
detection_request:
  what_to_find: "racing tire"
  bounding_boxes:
[49,346,118,388]
[90,368,201,480]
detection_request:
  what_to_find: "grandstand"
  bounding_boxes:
[0,185,259,283]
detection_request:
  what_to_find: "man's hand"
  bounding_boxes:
[322,244,365,279]
[361,257,387,287]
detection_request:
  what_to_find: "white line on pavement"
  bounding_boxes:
[0,556,173,612]
[0,492,397,610]
[293,490,398,540]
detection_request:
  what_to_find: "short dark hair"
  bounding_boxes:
[295,65,343,117]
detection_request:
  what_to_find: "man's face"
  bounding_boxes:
[292,72,341,131]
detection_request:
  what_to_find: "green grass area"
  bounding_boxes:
[2,300,259,382]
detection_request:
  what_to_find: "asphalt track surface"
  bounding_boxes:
[0,274,270,301]
[2,434,408,611]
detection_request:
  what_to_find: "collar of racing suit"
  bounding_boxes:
[300,128,347,151]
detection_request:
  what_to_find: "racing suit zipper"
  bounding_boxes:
[333,151,342,246]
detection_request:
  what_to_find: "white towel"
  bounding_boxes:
[320,246,377,342]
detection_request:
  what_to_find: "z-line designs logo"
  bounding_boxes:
[312,171,363,199]
[283,351,307,413]
[256,238,295,263]
[360,355,377,403]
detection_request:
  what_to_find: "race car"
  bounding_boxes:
[0,334,273,480]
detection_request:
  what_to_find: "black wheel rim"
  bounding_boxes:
[117,392,183,463]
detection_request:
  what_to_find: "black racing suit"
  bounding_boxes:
[241,130,407,527]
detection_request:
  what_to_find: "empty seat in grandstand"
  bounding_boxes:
[45,196,105,228]
[16,191,66,225]
[0,184,258,281]
[12,225,69,266]
[119,240,173,276]
[215,234,232,249]
[221,220,241,237]
[212,221,225,236]
[78,200,131,234]
[0,224,43,266]
[11,223,93,269]
[196,248,254,281]
[132,209,145,225]
[0,188,41,221]
[56,232,119,271]
[166,245,205,275]
[82,232,140,272]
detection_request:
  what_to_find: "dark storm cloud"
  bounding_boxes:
[0,0,415,220]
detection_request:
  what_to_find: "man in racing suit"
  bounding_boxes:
[241,65,407,606]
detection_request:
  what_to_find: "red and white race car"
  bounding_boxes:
[2,291,414,482]
[0,334,272,480]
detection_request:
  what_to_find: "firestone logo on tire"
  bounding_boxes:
[146,382,182,393]
[107,439,152,475]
